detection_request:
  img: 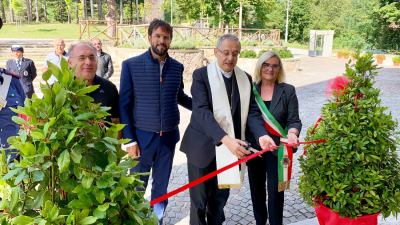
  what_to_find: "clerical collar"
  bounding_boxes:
[216,64,233,78]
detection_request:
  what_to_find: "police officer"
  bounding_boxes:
[6,45,37,98]
[0,68,25,162]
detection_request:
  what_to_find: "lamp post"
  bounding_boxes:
[284,0,291,43]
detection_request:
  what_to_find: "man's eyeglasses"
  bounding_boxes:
[71,55,97,62]
[216,48,239,58]
[262,62,280,70]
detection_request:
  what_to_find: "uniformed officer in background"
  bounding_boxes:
[6,45,37,98]
[0,67,25,162]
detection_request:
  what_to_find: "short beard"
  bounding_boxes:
[151,44,168,57]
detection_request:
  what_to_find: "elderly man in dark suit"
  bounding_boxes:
[6,45,37,98]
[180,34,276,225]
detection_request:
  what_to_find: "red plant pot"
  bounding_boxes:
[315,203,379,225]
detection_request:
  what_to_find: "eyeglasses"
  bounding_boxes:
[262,62,280,70]
[71,55,97,62]
[216,48,239,58]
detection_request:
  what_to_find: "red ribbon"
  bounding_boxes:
[150,146,277,206]
[150,138,326,206]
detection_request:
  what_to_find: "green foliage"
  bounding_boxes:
[392,56,400,62]
[299,53,400,218]
[273,48,293,58]
[239,49,257,58]
[0,59,157,224]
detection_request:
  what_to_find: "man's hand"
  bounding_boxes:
[127,145,140,158]
[287,132,299,148]
[258,135,277,150]
[221,135,250,159]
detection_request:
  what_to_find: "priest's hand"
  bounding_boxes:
[221,135,250,159]
[258,135,277,150]
[127,145,141,159]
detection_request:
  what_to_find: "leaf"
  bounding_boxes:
[11,216,34,225]
[10,187,20,211]
[30,131,45,140]
[95,190,105,204]
[76,112,95,121]
[55,88,67,109]
[70,147,82,163]
[42,70,52,81]
[3,168,22,180]
[14,170,27,185]
[58,150,70,173]
[76,85,99,96]
[93,208,106,219]
[19,142,36,156]
[32,170,45,182]
[31,190,46,209]
[79,216,97,225]
[82,175,94,189]
[97,203,110,212]
[11,116,26,125]
[66,128,78,145]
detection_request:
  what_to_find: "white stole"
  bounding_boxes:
[207,60,250,188]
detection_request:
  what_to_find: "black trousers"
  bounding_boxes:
[247,151,284,225]
[187,159,230,225]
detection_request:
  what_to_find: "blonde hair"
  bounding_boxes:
[253,51,286,84]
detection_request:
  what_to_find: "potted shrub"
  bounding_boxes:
[336,49,350,59]
[0,60,157,224]
[374,54,385,64]
[299,53,400,225]
[392,55,400,66]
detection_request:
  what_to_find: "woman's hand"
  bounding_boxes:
[258,135,277,150]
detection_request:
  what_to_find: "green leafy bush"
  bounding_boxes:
[392,56,400,63]
[299,53,400,218]
[0,59,157,224]
[240,49,257,58]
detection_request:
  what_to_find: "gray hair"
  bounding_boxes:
[253,51,286,84]
[68,41,97,59]
[216,34,241,50]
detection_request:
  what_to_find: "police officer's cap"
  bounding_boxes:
[11,45,24,52]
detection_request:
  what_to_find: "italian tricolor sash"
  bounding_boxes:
[252,84,293,192]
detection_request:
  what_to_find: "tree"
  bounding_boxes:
[25,0,32,22]
[0,59,158,225]
[299,54,400,218]
[369,1,400,51]
[34,0,38,22]
[287,0,311,42]
[65,0,73,23]
[106,0,116,39]
[98,0,103,20]
[0,0,6,22]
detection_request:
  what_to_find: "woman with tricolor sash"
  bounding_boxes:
[246,51,302,225]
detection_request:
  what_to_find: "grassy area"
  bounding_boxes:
[0,23,83,39]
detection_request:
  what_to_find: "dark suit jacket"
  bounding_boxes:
[6,57,37,98]
[246,82,302,151]
[180,66,266,168]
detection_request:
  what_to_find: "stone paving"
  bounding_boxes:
[143,56,400,225]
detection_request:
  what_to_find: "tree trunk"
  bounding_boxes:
[98,0,103,20]
[43,0,47,21]
[135,0,138,23]
[119,0,122,24]
[82,0,87,19]
[76,0,79,23]
[90,0,94,18]
[0,0,6,22]
[35,0,39,22]
[26,0,33,22]
[8,0,13,22]
[105,0,116,40]
[129,0,132,24]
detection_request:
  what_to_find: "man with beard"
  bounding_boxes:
[119,19,192,225]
